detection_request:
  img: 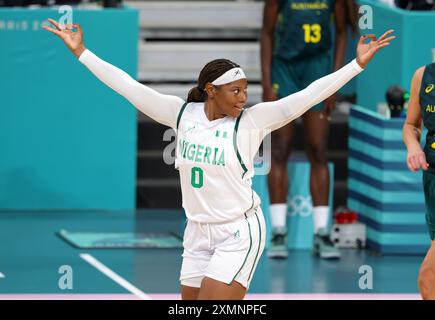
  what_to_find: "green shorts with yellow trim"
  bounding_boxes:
[271,52,332,112]
[423,169,435,240]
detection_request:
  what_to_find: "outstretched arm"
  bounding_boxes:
[77,49,184,128]
[43,19,184,128]
[244,30,396,133]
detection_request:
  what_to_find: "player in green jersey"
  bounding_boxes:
[261,0,358,259]
[404,64,435,300]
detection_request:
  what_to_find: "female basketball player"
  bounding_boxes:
[403,64,435,300]
[43,18,394,300]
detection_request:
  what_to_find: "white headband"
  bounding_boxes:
[211,67,246,86]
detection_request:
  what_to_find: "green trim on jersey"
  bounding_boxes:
[231,216,253,284]
[248,209,262,282]
[233,110,248,178]
[176,102,189,130]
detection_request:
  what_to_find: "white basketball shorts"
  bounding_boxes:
[180,206,266,289]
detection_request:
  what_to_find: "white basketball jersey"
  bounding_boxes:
[78,50,363,224]
[175,102,261,223]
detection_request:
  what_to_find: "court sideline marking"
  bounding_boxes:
[80,253,151,300]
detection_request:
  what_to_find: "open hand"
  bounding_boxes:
[356,30,395,68]
[43,18,85,58]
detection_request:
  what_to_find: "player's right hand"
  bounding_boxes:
[407,145,429,172]
[43,18,85,58]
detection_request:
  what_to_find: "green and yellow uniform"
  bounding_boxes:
[272,0,333,111]
[420,63,435,240]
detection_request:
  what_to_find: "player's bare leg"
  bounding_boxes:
[267,122,295,258]
[181,285,200,300]
[418,240,435,299]
[197,277,246,300]
[303,110,340,259]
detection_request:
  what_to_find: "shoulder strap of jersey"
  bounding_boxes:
[233,110,248,178]
[176,102,189,130]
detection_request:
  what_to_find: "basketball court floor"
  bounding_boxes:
[0,209,423,300]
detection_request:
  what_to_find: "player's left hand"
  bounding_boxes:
[356,29,395,69]
[407,145,429,172]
